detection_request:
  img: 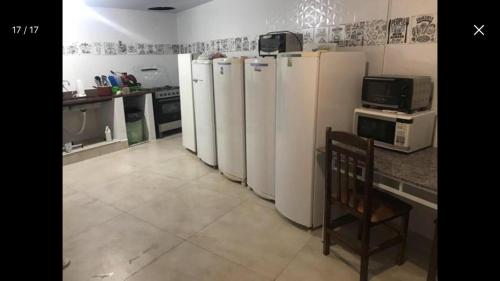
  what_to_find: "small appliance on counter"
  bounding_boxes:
[258,31,303,57]
[353,107,436,153]
[361,75,433,113]
[75,80,86,98]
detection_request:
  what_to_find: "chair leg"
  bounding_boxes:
[360,222,371,281]
[427,221,437,281]
[323,228,330,255]
[360,255,369,281]
[397,213,410,265]
[323,206,331,255]
[357,220,363,240]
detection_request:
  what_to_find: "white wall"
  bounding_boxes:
[176,0,389,58]
[63,5,179,90]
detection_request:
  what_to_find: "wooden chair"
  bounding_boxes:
[322,127,413,281]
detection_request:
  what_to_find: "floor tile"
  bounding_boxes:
[63,133,431,280]
[280,224,429,281]
[63,185,78,198]
[128,187,244,239]
[124,143,191,168]
[246,188,276,210]
[276,236,359,281]
[63,159,138,191]
[188,172,252,201]
[82,170,187,211]
[189,201,311,279]
[285,235,427,281]
[63,192,122,240]
[63,213,183,281]
[127,242,269,281]
[145,154,217,181]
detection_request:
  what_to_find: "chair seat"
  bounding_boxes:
[332,188,412,224]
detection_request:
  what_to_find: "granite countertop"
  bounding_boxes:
[317,146,437,192]
[374,147,437,191]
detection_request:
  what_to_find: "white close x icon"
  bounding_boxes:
[474,25,485,36]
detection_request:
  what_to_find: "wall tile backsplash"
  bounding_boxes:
[63,13,436,56]
[408,14,437,44]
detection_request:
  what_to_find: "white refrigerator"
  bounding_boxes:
[244,57,276,200]
[275,51,366,228]
[212,58,246,182]
[178,53,197,152]
[192,59,217,166]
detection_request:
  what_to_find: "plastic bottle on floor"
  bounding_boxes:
[105,126,112,142]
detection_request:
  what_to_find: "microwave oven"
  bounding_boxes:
[361,75,432,113]
[353,107,436,153]
[259,32,303,57]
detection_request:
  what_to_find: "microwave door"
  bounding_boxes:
[357,115,396,145]
[363,79,400,108]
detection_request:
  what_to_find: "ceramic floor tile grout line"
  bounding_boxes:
[120,208,189,242]
[186,200,310,280]
[273,235,314,280]
[63,195,124,241]
[122,240,187,281]
[184,240,272,281]
[181,193,251,241]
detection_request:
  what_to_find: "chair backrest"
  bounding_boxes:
[324,127,374,219]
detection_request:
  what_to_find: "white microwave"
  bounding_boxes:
[353,107,436,153]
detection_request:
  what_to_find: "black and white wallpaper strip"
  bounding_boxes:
[63,14,436,56]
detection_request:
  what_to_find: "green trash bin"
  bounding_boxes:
[125,107,144,145]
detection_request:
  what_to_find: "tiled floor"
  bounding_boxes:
[63,134,430,281]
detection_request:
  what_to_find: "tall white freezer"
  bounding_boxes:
[212,58,246,182]
[192,59,217,166]
[178,53,197,152]
[274,51,366,228]
[244,57,276,199]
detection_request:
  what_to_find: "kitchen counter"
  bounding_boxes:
[63,95,112,106]
[63,90,149,107]
[373,147,437,192]
[317,146,437,192]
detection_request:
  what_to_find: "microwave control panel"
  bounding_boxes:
[395,122,410,147]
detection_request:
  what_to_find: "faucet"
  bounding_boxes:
[63,80,71,92]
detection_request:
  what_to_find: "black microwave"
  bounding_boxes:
[361,75,432,113]
[258,32,303,57]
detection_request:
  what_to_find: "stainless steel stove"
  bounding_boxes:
[148,85,181,138]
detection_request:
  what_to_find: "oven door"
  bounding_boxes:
[362,78,401,109]
[154,96,181,125]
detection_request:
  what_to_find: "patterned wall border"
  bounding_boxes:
[176,14,436,55]
[63,14,436,56]
[63,41,180,56]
